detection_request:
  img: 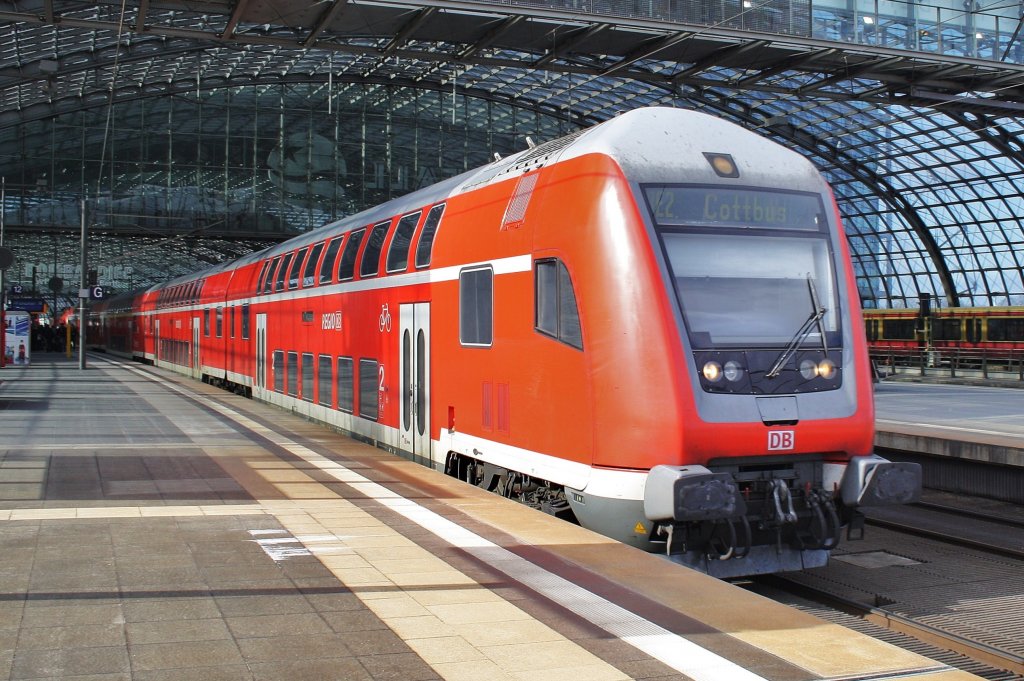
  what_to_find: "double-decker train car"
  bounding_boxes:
[865,306,1024,354]
[91,107,920,577]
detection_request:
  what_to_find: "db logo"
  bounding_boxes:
[768,430,795,451]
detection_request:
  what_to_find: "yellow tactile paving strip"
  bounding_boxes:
[215,444,633,681]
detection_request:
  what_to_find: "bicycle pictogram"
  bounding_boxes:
[379,303,392,332]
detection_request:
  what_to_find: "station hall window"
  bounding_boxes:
[360,220,391,278]
[386,211,421,273]
[460,267,493,347]
[415,204,445,269]
[535,259,583,349]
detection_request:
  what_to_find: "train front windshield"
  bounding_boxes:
[645,185,840,351]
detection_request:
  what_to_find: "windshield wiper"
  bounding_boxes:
[766,276,828,379]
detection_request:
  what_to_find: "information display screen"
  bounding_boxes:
[645,186,825,231]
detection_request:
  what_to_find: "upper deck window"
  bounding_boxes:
[337,229,365,281]
[275,252,294,292]
[288,247,308,290]
[264,256,281,294]
[303,242,325,288]
[386,212,421,274]
[360,220,391,278]
[319,237,343,285]
[256,260,270,294]
[415,204,445,269]
[644,186,825,232]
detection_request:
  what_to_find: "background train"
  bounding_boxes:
[865,305,1024,352]
[90,107,920,578]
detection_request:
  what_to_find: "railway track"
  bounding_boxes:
[751,496,1024,680]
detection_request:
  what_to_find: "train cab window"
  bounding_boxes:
[301,353,314,402]
[337,229,365,281]
[320,237,343,285]
[317,355,333,407]
[386,211,421,273]
[415,204,445,269]
[241,304,250,340]
[273,351,284,393]
[359,359,379,420]
[535,259,583,349]
[337,357,354,413]
[288,247,308,290]
[287,352,299,397]
[263,257,281,294]
[275,252,294,292]
[215,307,223,338]
[256,261,270,294]
[459,267,493,347]
[303,242,325,288]
[204,309,211,337]
[360,220,391,278]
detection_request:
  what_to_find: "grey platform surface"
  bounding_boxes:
[874,381,1024,466]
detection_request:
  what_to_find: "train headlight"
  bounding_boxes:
[817,358,837,379]
[723,360,744,382]
[799,359,819,380]
[702,361,723,382]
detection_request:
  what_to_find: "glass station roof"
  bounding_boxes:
[3,0,1024,309]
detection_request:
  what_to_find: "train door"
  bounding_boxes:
[399,303,431,465]
[255,313,267,397]
[192,317,201,379]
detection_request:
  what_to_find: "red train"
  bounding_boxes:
[91,107,920,577]
[865,307,1024,352]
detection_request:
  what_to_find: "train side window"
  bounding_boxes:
[256,261,270,294]
[241,304,250,340]
[534,259,583,350]
[204,309,211,337]
[301,353,314,402]
[460,267,493,347]
[359,359,379,420]
[273,351,284,393]
[320,236,343,285]
[932,318,961,341]
[415,204,445,269]
[275,252,294,292]
[216,307,223,338]
[360,220,391,278]
[337,229,365,281]
[989,318,1024,341]
[287,352,299,397]
[263,257,281,294]
[882,318,916,340]
[303,242,325,288]
[317,355,333,407]
[288,247,308,290]
[337,357,354,413]
[229,307,236,339]
[386,211,422,273]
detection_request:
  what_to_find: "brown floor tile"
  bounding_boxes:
[133,666,255,681]
[16,623,125,650]
[341,629,413,657]
[214,593,313,617]
[320,609,389,634]
[126,618,232,645]
[249,658,373,681]
[122,597,222,623]
[128,639,245,671]
[11,645,130,679]
[20,603,124,628]
[225,612,332,638]
[357,652,441,681]
[235,633,354,662]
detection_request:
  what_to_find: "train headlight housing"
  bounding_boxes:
[799,359,819,380]
[723,360,744,382]
[702,361,723,382]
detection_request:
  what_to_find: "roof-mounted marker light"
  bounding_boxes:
[704,153,739,178]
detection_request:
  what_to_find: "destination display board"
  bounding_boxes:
[644,186,824,231]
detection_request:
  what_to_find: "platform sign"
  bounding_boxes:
[3,310,30,366]
[7,298,46,313]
